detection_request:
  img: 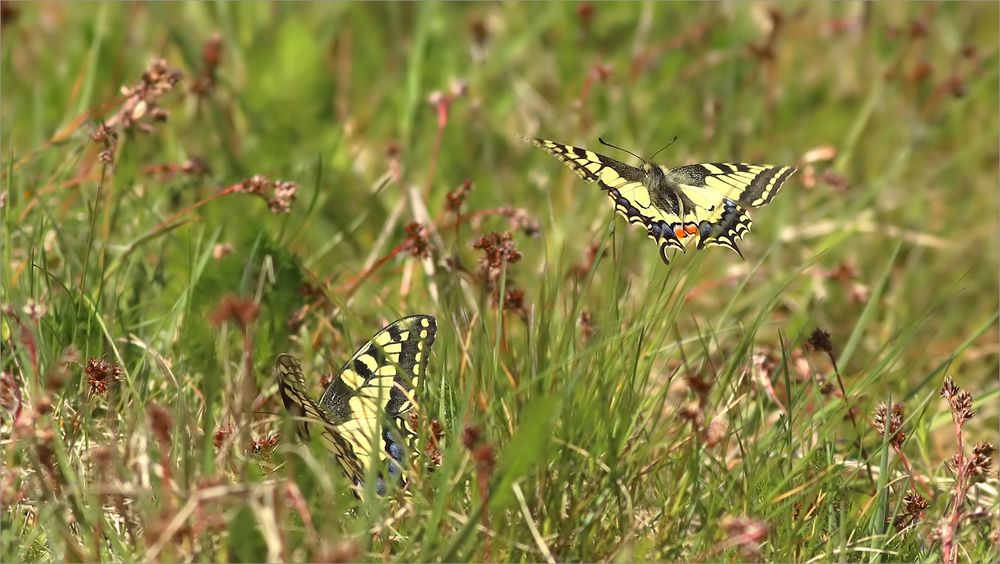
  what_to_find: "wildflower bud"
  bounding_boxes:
[269,180,298,214]
[449,79,468,98]
[22,299,46,321]
[212,243,233,260]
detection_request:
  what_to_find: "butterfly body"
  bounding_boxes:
[274,314,437,496]
[527,138,796,263]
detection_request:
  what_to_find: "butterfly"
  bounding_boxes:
[527,137,797,263]
[274,314,437,496]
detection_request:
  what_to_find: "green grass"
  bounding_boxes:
[2,2,998,562]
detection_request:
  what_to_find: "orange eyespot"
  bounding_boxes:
[674,227,686,239]
[685,225,698,235]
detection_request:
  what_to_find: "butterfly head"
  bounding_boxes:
[599,136,675,182]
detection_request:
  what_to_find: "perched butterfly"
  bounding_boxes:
[274,314,437,495]
[527,137,797,263]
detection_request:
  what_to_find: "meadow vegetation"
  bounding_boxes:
[1,3,998,562]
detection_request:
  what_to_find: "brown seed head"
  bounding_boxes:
[85,357,124,396]
[472,443,495,473]
[405,222,433,259]
[214,425,234,449]
[502,287,527,319]
[966,442,995,483]
[311,539,361,564]
[471,231,522,284]
[0,371,18,416]
[679,400,703,425]
[940,376,960,400]
[269,180,298,213]
[894,488,928,530]
[147,403,174,445]
[578,310,594,342]
[241,175,270,195]
[953,390,975,422]
[247,433,280,458]
[462,424,482,449]
[498,206,541,238]
[181,157,210,176]
[424,417,445,469]
[1,2,19,29]
[115,59,182,131]
[703,415,728,448]
[446,179,474,213]
[469,16,489,46]
[871,401,906,449]
[577,2,595,29]
[209,295,259,330]
[819,170,849,192]
[903,489,928,514]
[807,328,833,354]
[684,373,713,398]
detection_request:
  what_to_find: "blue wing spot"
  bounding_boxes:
[387,439,404,462]
[698,222,713,238]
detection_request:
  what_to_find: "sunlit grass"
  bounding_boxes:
[1,2,998,562]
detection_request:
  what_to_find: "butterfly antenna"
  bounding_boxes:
[649,136,679,161]
[599,137,647,165]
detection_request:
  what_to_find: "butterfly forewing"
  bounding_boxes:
[274,354,365,487]
[526,137,643,184]
[527,137,796,263]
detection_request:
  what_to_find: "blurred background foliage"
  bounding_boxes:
[1,2,998,562]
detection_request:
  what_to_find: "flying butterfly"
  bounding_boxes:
[526,137,797,263]
[274,314,437,496]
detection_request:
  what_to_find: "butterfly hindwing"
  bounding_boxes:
[274,315,437,495]
[528,137,796,263]
[666,162,797,209]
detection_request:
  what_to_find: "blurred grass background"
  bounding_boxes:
[1,2,998,562]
